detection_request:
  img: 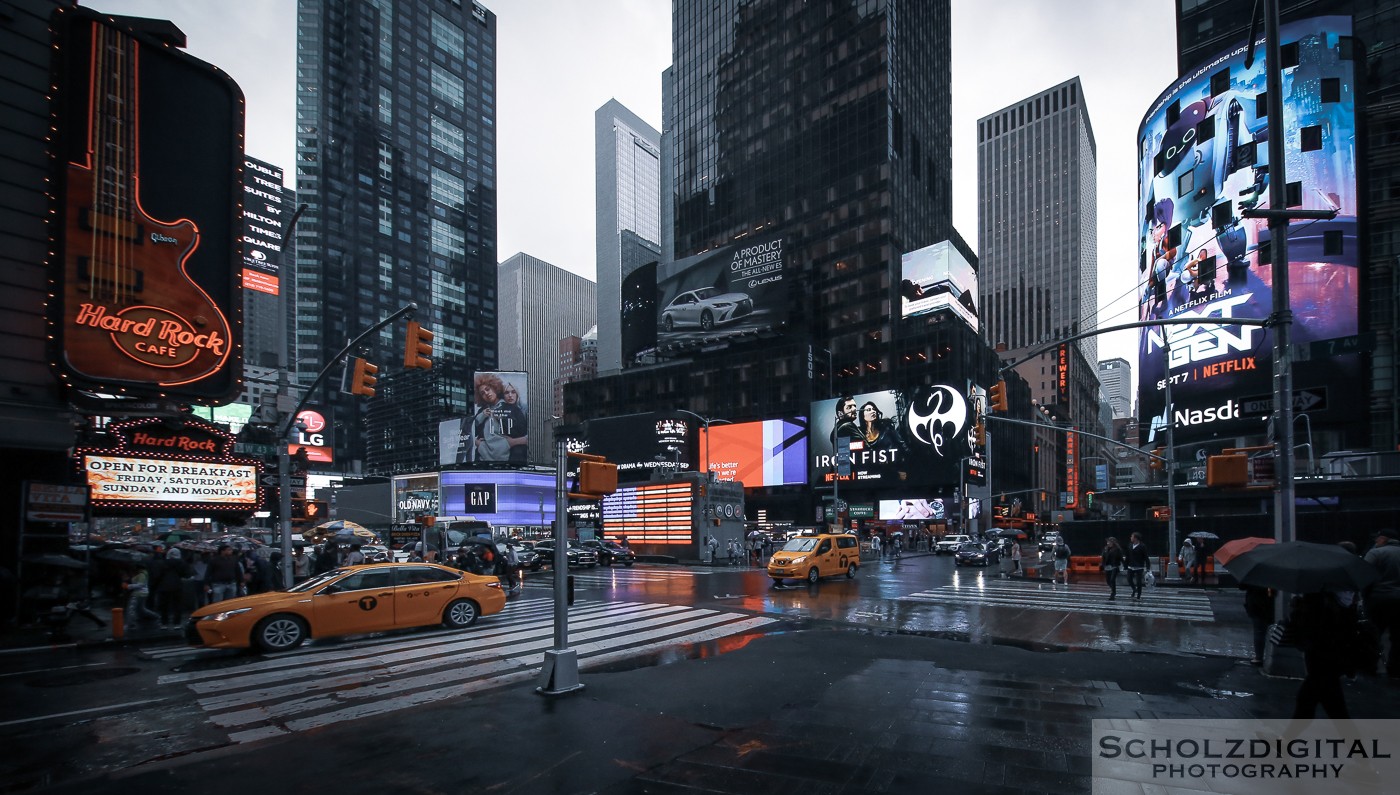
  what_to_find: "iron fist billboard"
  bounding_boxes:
[1136,16,1359,444]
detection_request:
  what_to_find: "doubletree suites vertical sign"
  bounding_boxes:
[75,416,262,513]
[48,7,244,401]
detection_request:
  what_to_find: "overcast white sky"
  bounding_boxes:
[90,0,1179,381]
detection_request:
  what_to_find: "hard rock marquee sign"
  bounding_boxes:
[76,416,262,514]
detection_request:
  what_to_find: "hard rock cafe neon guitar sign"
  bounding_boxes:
[60,17,232,389]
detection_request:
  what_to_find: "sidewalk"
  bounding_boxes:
[23,626,1400,795]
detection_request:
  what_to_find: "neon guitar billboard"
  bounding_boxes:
[49,7,244,401]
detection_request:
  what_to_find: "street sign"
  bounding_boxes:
[1239,387,1329,418]
[1292,332,1374,361]
[235,442,277,456]
[1094,464,1108,491]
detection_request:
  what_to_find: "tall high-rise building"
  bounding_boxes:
[497,253,597,465]
[595,100,662,373]
[1098,358,1133,420]
[978,77,1099,368]
[1174,0,1399,451]
[295,0,497,469]
[555,329,598,423]
[566,1,1024,524]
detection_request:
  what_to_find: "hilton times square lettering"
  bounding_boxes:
[86,457,255,502]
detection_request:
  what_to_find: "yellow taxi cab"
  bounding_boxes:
[186,562,506,652]
[767,533,861,585]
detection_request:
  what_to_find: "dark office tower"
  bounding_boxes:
[295,0,497,470]
[241,156,295,371]
[978,78,1098,368]
[1175,0,1399,451]
[565,1,1010,525]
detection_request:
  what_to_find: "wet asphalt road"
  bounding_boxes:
[0,553,1254,791]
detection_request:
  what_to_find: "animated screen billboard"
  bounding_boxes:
[656,235,786,348]
[701,418,808,488]
[1136,16,1359,444]
[810,386,976,489]
[899,241,978,332]
[570,413,694,483]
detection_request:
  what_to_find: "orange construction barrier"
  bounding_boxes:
[111,607,124,639]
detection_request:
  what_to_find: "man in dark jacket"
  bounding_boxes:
[204,545,244,603]
[1126,532,1150,599]
[1364,528,1400,677]
[153,548,191,628]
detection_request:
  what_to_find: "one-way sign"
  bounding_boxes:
[1239,387,1328,418]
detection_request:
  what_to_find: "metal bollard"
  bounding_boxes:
[111,607,124,639]
[566,574,575,606]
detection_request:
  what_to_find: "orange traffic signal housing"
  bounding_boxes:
[350,357,379,396]
[404,320,433,369]
[578,461,618,496]
[1206,454,1249,487]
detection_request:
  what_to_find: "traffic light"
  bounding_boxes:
[350,357,379,396]
[403,320,434,370]
[292,498,328,523]
[1150,446,1166,470]
[971,422,985,446]
[988,379,1008,413]
[578,460,619,496]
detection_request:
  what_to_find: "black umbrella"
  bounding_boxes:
[23,554,89,570]
[1224,541,1378,594]
[95,548,151,566]
[1187,531,1219,541]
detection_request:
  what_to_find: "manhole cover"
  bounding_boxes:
[28,667,141,688]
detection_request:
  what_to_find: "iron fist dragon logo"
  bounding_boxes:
[907,386,968,458]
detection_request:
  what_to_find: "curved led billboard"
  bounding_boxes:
[1136,16,1359,444]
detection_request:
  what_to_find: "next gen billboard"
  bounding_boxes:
[1136,16,1359,444]
[810,386,976,489]
[656,235,786,348]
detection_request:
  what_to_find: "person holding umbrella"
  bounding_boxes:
[1363,528,1400,678]
[1179,537,1197,584]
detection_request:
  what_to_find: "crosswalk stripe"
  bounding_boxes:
[900,581,1215,621]
[157,599,774,742]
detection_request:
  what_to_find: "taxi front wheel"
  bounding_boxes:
[443,598,480,628]
[254,614,307,653]
[807,567,820,584]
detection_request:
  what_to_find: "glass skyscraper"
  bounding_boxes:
[595,100,662,373]
[295,0,497,469]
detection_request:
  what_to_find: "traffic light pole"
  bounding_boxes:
[539,433,584,696]
[275,302,418,588]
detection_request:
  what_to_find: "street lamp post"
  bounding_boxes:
[671,409,732,532]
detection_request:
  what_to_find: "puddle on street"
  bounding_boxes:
[1182,681,1256,699]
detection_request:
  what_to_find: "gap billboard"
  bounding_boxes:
[1136,16,1360,444]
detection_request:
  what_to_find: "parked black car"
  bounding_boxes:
[581,539,636,567]
[532,540,598,569]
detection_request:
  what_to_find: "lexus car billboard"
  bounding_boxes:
[1136,16,1360,444]
[900,241,978,332]
[702,418,808,488]
[656,235,786,348]
[810,386,976,489]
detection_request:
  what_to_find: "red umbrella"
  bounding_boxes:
[1215,537,1274,565]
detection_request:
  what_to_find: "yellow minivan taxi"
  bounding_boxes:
[767,533,860,585]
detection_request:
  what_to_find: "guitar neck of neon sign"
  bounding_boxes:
[62,20,230,388]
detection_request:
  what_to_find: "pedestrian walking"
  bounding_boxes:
[1010,539,1022,574]
[124,566,160,631]
[871,534,882,559]
[1290,591,1356,719]
[1126,532,1149,599]
[291,547,311,584]
[1363,527,1400,678]
[153,548,190,628]
[1102,537,1124,600]
[1191,538,1208,583]
[1053,538,1072,585]
[1179,538,1197,583]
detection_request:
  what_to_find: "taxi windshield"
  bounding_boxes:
[782,538,819,553]
[289,569,347,593]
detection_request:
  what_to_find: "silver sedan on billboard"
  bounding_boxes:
[660,287,753,332]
